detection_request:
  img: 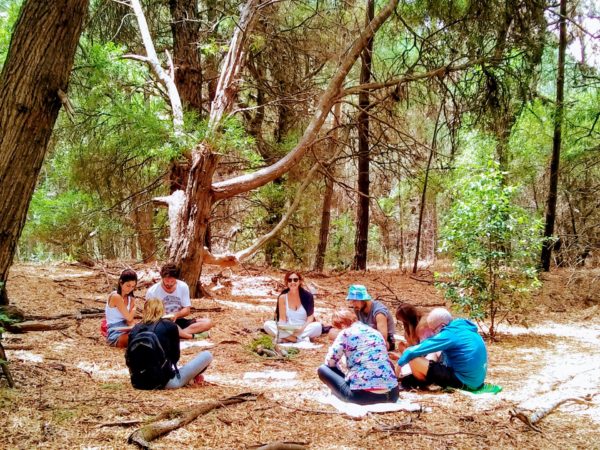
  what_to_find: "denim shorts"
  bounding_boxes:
[106,320,128,346]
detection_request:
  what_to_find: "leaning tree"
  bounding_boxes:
[0,0,89,305]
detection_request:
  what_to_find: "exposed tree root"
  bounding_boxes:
[127,392,257,448]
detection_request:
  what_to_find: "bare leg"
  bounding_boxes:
[408,357,430,381]
[115,333,129,348]
[180,318,213,339]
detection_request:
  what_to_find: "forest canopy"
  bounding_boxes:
[0,0,598,275]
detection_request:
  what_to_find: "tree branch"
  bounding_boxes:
[211,0,399,200]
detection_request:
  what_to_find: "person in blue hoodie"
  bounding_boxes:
[396,308,487,390]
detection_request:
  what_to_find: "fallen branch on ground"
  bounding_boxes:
[247,442,309,450]
[2,344,33,350]
[384,429,486,438]
[97,419,144,428]
[409,275,433,284]
[372,417,412,432]
[128,392,257,448]
[25,308,105,321]
[6,320,70,333]
[190,306,223,313]
[273,399,338,415]
[509,394,597,432]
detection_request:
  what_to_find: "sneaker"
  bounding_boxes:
[189,374,205,387]
[193,332,210,340]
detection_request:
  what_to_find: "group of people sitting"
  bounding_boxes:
[104,266,488,403]
[104,264,213,389]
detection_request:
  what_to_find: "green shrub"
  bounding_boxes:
[437,161,544,337]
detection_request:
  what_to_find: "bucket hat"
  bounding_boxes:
[346,284,372,301]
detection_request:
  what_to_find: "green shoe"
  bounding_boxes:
[193,332,210,340]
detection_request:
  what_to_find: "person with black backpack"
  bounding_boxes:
[126,299,212,390]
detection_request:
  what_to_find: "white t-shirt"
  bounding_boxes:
[145,280,191,314]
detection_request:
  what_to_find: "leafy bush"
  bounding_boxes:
[437,161,544,337]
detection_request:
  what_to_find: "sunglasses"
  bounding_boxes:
[288,277,300,282]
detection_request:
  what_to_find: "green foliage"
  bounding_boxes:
[249,334,274,352]
[210,115,256,162]
[326,212,356,270]
[437,161,544,337]
[21,188,94,256]
[0,0,22,68]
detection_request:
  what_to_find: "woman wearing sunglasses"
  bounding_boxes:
[263,271,322,343]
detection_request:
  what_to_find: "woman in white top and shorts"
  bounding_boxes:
[263,271,322,343]
[105,269,137,348]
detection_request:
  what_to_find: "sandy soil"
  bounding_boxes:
[0,262,599,449]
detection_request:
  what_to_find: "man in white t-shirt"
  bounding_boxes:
[145,263,213,339]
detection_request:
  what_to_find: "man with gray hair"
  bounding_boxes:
[396,308,488,390]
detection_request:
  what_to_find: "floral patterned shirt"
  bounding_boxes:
[325,321,398,391]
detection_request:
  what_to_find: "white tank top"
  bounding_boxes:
[105,292,132,325]
[285,294,307,325]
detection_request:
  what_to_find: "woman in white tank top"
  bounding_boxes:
[263,271,322,343]
[105,269,138,347]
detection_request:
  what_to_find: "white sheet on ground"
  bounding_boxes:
[243,370,297,380]
[278,341,322,349]
[180,340,214,350]
[313,391,422,417]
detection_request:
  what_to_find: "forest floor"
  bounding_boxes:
[1,261,599,449]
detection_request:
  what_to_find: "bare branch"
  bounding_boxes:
[128,0,183,135]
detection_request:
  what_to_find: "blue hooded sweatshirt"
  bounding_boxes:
[397,318,487,389]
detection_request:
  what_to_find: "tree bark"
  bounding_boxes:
[413,104,443,273]
[314,168,335,272]
[128,392,256,448]
[0,0,89,305]
[131,201,156,262]
[314,103,342,272]
[169,144,218,296]
[540,0,567,271]
[169,0,203,113]
[352,0,375,271]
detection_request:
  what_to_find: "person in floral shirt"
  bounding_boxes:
[317,307,399,405]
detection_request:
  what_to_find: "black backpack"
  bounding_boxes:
[125,322,176,390]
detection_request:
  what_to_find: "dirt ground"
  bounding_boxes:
[1,262,599,449]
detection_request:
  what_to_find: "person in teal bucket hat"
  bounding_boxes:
[346,284,396,351]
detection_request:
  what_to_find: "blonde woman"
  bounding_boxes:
[126,299,212,390]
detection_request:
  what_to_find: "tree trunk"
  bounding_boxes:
[132,201,156,262]
[413,147,434,273]
[169,0,398,291]
[413,104,443,273]
[167,0,203,194]
[203,0,220,106]
[352,0,375,271]
[169,0,203,113]
[540,0,567,271]
[314,102,342,272]
[314,167,335,273]
[169,144,218,296]
[0,0,89,305]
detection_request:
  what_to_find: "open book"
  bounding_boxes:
[277,322,303,332]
